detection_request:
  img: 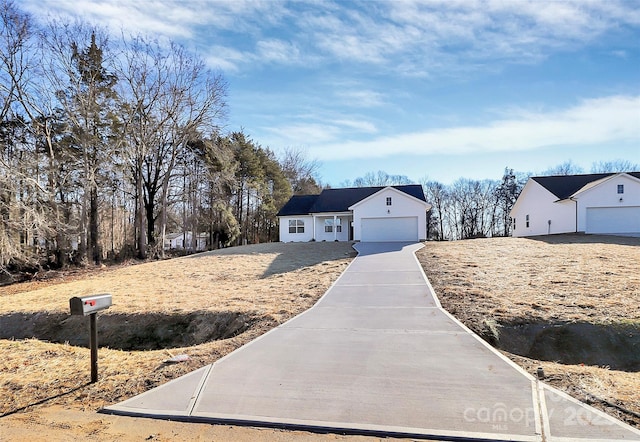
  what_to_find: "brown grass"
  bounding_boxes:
[416,234,640,427]
[0,242,354,416]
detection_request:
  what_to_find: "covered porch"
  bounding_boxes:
[311,212,353,242]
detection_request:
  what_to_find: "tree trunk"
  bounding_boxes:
[135,164,146,259]
[89,186,101,264]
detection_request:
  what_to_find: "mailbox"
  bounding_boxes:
[68,293,112,383]
[69,294,112,316]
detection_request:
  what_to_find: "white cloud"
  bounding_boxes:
[204,46,247,72]
[310,95,640,160]
[23,0,640,76]
[337,89,386,108]
[332,119,377,134]
[263,123,341,145]
[256,39,302,65]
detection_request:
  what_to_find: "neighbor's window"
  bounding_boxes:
[512,217,516,230]
[618,184,624,194]
[324,219,333,233]
[525,214,530,228]
[386,197,392,206]
[288,219,304,234]
[336,218,342,233]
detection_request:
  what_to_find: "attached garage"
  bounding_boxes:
[586,207,640,234]
[360,217,419,242]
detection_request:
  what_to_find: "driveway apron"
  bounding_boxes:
[104,242,640,441]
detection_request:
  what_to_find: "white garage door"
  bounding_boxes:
[361,217,419,242]
[586,207,640,234]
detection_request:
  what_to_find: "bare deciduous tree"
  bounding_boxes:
[591,159,639,173]
[279,146,321,195]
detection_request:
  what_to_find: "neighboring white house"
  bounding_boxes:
[277,185,432,242]
[510,172,640,237]
[164,231,208,251]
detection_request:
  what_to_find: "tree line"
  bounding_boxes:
[0,1,320,276]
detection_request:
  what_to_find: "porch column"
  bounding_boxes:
[333,215,337,241]
[312,214,316,240]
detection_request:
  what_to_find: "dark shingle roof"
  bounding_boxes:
[532,172,640,200]
[276,195,319,216]
[277,184,427,216]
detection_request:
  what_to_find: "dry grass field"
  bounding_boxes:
[416,234,640,428]
[0,242,361,441]
[1,234,638,439]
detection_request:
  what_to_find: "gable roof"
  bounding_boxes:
[532,172,640,200]
[277,184,427,216]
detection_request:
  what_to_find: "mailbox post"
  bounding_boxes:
[69,294,112,383]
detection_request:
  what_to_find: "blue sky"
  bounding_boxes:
[23,0,640,186]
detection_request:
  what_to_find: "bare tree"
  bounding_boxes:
[422,179,448,240]
[279,146,321,194]
[541,160,584,176]
[352,170,412,187]
[117,36,227,258]
[591,159,639,173]
[0,1,57,271]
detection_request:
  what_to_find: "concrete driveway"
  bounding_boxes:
[104,242,640,441]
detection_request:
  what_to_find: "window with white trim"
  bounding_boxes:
[288,219,304,234]
[335,218,342,233]
[618,184,624,194]
[386,197,392,206]
[324,219,333,233]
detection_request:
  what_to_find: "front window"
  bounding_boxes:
[618,184,624,194]
[335,218,342,233]
[324,219,333,233]
[386,197,392,206]
[288,219,304,234]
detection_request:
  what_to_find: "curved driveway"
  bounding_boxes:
[104,242,640,441]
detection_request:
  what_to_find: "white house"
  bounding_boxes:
[510,172,640,237]
[277,185,432,242]
[164,231,208,251]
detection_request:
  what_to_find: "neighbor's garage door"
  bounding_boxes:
[586,207,640,234]
[361,217,418,242]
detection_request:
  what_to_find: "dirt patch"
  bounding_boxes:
[496,322,640,371]
[416,234,640,427]
[0,311,252,350]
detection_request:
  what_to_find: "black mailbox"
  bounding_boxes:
[69,294,112,316]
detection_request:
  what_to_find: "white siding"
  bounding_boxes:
[576,174,640,234]
[350,187,428,242]
[510,180,576,237]
[278,216,314,242]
